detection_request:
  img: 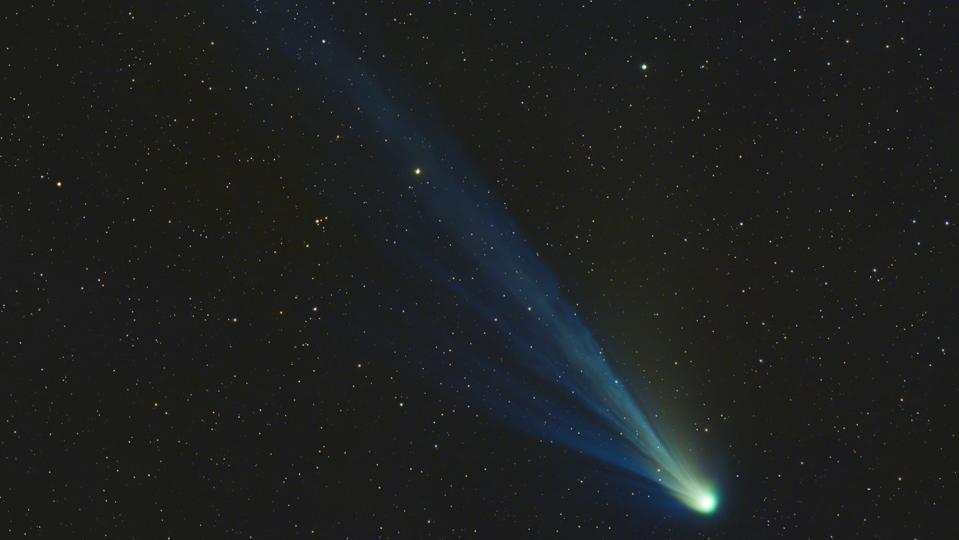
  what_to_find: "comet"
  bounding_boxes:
[248,2,719,514]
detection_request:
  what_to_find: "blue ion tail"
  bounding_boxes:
[250,2,718,514]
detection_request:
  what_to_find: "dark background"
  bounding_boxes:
[3,1,957,537]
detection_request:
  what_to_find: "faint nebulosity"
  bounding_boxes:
[3,2,957,538]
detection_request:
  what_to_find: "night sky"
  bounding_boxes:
[4,1,958,538]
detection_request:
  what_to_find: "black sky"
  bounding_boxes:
[3,1,958,538]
